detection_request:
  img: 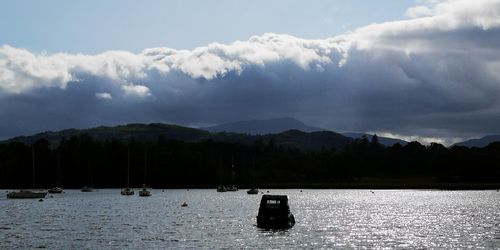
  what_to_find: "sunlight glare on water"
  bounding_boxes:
[0,189,499,248]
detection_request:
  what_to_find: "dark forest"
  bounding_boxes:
[1,134,500,189]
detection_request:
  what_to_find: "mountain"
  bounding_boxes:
[202,117,323,135]
[267,130,352,151]
[342,132,408,147]
[3,122,352,151]
[452,135,500,148]
[5,123,211,145]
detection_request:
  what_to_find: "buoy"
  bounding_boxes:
[38,199,43,202]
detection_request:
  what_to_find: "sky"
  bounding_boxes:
[1,0,500,145]
[0,0,415,53]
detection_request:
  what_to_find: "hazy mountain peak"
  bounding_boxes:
[202,117,323,135]
[452,134,500,148]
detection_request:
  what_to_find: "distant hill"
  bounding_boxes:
[267,130,352,151]
[5,123,211,145]
[452,135,500,148]
[202,117,323,135]
[3,123,352,151]
[342,132,408,147]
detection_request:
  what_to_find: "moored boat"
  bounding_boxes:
[81,186,96,192]
[48,186,63,193]
[138,150,152,197]
[7,145,48,199]
[121,147,134,196]
[7,189,47,199]
[227,185,238,191]
[121,188,134,195]
[256,195,295,229]
[139,187,151,196]
[247,159,258,194]
[247,188,259,194]
[48,150,64,194]
[217,185,227,192]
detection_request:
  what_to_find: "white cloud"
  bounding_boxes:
[1,0,500,142]
[121,84,151,98]
[373,131,464,146]
[95,92,112,100]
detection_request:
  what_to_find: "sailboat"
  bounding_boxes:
[81,160,96,192]
[121,147,134,195]
[226,158,238,192]
[139,150,151,197]
[48,150,63,193]
[216,158,227,192]
[247,158,259,194]
[7,145,48,199]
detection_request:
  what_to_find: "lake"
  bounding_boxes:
[0,189,499,249]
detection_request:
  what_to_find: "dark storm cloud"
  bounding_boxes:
[1,0,500,144]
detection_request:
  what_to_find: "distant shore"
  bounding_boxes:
[4,182,499,190]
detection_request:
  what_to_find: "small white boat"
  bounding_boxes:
[7,189,47,199]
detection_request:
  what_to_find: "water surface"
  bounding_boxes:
[1,189,499,248]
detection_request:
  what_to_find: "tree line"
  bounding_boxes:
[0,134,499,189]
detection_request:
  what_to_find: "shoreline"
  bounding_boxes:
[2,183,499,190]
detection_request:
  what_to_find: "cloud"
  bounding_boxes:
[95,92,112,100]
[1,0,500,144]
[121,84,151,98]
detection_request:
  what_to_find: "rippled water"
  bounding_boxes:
[0,189,499,249]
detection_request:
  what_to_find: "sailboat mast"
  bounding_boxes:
[252,157,256,186]
[87,159,92,187]
[32,145,35,188]
[127,147,130,188]
[56,150,60,186]
[143,150,147,184]
[231,157,235,185]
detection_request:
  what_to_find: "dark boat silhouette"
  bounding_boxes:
[121,147,134,196]
[80,186,95,192]
[247,188,259,194]
[81,160,96,192]
[257,195,295,229]
[216,157,238,192]
[247,158,259,194]
[139,150,152,197]
[7,145,47,199]
[217,185,227,192]
[48,187,63,194]
[48,150,64,193]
